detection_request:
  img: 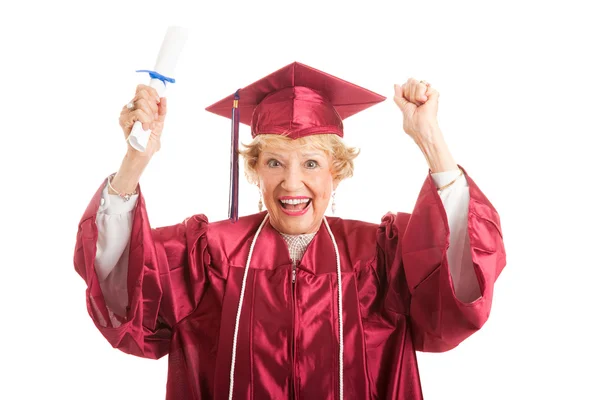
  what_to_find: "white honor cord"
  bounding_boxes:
[323,217,343,400]
[228,216,343,400]
[228,214,270,400]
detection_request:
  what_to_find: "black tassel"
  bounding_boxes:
[229,90,240,223]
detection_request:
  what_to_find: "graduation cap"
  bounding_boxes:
[205,61,386,222]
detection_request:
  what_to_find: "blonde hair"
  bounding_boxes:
[240,133,359,185]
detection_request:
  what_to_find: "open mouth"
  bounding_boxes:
[279,197,312,215]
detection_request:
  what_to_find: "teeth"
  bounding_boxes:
[281,198,310,205]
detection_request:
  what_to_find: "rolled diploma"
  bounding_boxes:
[127,26,188,152]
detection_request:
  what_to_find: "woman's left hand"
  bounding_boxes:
[393,78,441,143]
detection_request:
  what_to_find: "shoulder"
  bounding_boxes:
[180,212,267,237]
[379,212,411,235]
[326,215,378,236]
[206,212,268,239]
[176,212,268,277]
[170,212,267,253]
[328,213,412,240]
[325,216,380,260]
[206,212,268,268]
[375,212,412,257]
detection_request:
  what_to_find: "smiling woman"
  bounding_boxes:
[74,61,506,399]
[240,134,358,234]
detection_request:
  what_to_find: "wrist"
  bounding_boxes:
[125,147,154,164]
[109,173,140,196]
[412,122,443,146]
[107,173,138,200]
[413,128,458,173]
[109,152,149,195]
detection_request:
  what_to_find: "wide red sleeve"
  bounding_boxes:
[73,180,210,359]
[378,167,506,352]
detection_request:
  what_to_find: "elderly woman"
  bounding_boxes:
[74,62,505,399]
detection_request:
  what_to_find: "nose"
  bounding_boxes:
[281,164,304,192]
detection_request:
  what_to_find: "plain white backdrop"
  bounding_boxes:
[1,0,598,399]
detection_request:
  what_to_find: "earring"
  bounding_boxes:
[331,191,336,215]
[258,193,263,212]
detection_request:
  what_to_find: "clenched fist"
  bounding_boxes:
[120,84,168,158]
[393,78,440,143]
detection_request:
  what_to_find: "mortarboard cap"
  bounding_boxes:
[206,61,386,138]
[205,62,386,221]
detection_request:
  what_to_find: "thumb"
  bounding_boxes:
[393,84,412,113]
[424,86,439,104]
[158,97,168,119]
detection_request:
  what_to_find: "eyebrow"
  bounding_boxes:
[301,152,325,158]
[262,152,285,158]
[262,151,325,159]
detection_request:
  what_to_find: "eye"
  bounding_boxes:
[305,160,319,169]
[267,159,281,168]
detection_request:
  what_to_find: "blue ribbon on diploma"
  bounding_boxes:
[135,70,176,85]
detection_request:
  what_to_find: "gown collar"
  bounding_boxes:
[250,218,339,275]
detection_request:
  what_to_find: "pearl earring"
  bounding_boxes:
[331,191,336,215]
[258,193,263,212]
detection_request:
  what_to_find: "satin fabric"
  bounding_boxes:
[251,86,344,139]
[74,167,506,399]
[204,62,386,138]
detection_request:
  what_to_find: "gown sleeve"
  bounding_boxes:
[377,166,506,353]
[74,177,210,359]
[430,170,480,302]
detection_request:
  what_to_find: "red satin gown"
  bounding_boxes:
[74,169,506,399]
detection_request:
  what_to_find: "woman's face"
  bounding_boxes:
[256,141,337,235]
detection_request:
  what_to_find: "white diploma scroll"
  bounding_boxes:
[127,26,188,152]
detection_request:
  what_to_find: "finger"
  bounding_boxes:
[158,97,167,121]
[153,120,164,135]
[393,84,410,111]
[425,86,439,103]
[408,78,420,104]
[418,81,429,102]
[136,84,161,103]
[131,91,159,114]
[127,98,156,117]
[129,109,153,131]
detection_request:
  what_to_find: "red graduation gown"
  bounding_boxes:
[74,169,506,399]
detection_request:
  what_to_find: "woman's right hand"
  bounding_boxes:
[120,84,168,159]
[108,85,168,196]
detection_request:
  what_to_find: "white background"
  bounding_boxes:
[1,0,598,399]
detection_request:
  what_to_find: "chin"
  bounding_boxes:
[283,222,312,235]
[270,210,323,235]
[275,217,309,235]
